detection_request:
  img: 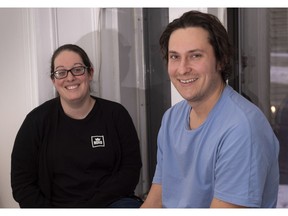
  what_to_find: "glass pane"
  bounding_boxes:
[270,8,288,208]
[239,8,288,207]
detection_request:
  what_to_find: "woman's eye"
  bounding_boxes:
[58,71,66,75]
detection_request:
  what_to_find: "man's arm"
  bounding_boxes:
[141,184,162,208]
[210,197,245,208]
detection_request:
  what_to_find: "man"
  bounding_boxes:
[141,10,279,208]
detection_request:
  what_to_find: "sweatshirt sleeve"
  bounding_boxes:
[11,112,52,207]
[87,104,142,206]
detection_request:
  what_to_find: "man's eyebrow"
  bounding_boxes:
[168,49,204,54]
[168,50,178,54]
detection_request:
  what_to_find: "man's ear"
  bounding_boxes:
[216,62,222,72]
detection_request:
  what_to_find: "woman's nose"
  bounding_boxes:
[66,71,76,81]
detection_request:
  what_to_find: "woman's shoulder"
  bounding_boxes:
[27,97,59,118]
[93,96,126,111]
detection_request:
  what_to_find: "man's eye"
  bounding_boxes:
[169,55,179,60]
[191,53,202,59]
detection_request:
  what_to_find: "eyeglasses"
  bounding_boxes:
[52,66,88,79]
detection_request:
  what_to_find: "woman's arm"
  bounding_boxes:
[88,104,142,205]
[11,114,51,207]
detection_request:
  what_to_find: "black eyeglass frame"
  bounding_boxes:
[51,66,89,79]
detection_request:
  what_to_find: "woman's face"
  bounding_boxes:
[52,50,93,105]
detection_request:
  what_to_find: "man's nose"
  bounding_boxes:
[178,58,191,74]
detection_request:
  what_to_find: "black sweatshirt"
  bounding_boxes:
[11,96,142,207]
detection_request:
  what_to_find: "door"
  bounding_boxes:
[228,8,288,208]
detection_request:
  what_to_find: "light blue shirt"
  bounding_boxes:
[153,85,279,207]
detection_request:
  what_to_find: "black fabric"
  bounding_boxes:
[11,96,142,207]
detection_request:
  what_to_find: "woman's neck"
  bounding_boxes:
[60,96,96,120]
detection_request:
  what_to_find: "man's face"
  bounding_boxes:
[168,27,222,105]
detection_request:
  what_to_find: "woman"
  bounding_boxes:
[11,44,142,208]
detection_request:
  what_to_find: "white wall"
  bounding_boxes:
[0,9,39,207]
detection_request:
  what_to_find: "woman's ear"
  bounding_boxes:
[89,67,94,80]
[51,77,56,84]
